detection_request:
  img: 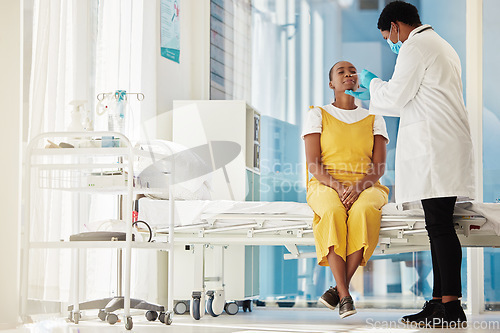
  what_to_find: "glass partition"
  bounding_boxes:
[483,0,500,311]
[251,0,471,309]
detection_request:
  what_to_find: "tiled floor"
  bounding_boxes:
[7,308,500,332]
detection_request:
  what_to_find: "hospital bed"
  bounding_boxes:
[136,197,500,319]
[132,139,500,319]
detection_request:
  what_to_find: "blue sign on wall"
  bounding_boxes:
[160,0,180,63]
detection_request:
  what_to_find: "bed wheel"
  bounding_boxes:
[206,297,218,317]
[225,301,239,315]
[191,298,201,320]
[174,301,188,315]
[206,290,225,317]
[190,291,205,320]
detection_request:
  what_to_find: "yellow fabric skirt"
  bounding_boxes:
[306,173,389,267]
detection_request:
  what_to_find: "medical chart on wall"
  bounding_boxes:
[160,0,180,63]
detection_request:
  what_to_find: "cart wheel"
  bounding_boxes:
[145,310,158,321]
[192,298,201,320]
[73,312,80,324]
[159,312,165,323]
[225,302,239,315]
[106,313,118,325]
[174,301,188,315]
[98,309,107,321]
[164,311,173,325]
[206,297,219,317]
[125,316,133,330]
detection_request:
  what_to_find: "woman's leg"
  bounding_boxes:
[307,179,348,268]
[326,246,363,298]
[346,185,387,267]
[327,246,349,299]
[346,248,363,286]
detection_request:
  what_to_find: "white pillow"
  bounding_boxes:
[135,140,212,200]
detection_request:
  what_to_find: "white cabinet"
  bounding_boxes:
[173,100,260,201]
[172,101,261,303]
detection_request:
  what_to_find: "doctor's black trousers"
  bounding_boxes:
[421,196,462,298]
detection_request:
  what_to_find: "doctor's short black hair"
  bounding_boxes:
[377,1,422,31]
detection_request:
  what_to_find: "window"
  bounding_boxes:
[210,0,252,100]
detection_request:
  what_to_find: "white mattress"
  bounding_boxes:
[137,198,500,235]
[138,198,313,228]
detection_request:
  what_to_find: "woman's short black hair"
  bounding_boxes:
[328,61,341,81]
[377,1,421,31]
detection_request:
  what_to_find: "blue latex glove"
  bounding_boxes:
[358,69,378,89]
[345,89,370,100]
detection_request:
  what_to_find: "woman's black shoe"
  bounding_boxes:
[339,296,356,318]
[319,286,340,310]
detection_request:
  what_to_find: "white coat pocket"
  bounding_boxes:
[397,120,430,161]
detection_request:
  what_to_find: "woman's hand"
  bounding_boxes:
[341,185,362,210]
[333,184,347,197]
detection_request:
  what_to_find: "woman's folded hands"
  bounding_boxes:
[341,185,362,210]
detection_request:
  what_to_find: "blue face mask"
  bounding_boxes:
[387,25,402,54]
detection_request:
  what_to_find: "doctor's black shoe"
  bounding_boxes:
[319,286,340,310]
[338,296,357,318]
[416,302,447,328]
[443,300,467,328]
[401,299,441,324]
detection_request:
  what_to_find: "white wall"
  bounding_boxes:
[140,0,159,141]
[150,0,210,140]
[23,0,33,142]
[0,1,22,328]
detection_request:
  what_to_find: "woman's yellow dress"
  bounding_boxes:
[306,107,389,266]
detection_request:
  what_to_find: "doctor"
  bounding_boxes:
[346,1,474,328]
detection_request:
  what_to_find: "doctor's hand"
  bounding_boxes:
[358,69,378,89]
[341,185,362,210]
[345,89,370,100]
[345,69,378,100]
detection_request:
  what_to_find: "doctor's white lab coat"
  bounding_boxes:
[369,24,475,206]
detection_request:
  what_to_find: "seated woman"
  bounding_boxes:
[303,61,389,318]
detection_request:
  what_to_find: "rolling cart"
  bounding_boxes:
[20,131,175,330]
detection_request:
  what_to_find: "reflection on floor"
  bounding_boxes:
[7,307,500,333]
[257,295,438,310]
